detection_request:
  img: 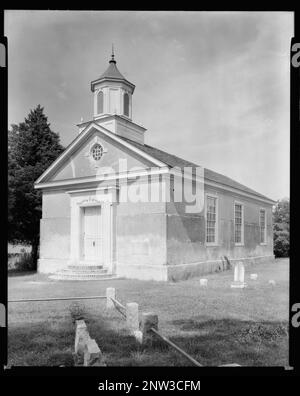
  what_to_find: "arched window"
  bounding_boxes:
[123,93,129,117]
[97,91,104,114]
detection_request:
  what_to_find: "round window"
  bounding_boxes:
[91,144,103,161]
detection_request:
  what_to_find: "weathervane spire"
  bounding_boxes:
[110,44,116,64]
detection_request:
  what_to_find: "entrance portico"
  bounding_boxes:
[68,187,117,274]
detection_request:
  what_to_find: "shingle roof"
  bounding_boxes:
[118,135,274,202]
[98,61,127,81]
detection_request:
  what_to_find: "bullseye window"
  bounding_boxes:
[91,144,103,161]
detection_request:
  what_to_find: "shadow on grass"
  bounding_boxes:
[8,270,37,277]
[8,312,289,367]
[169,317,288,366]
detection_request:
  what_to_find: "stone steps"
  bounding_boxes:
[59,268,108,274]
[68,265,104,270]
[49,264,120,281]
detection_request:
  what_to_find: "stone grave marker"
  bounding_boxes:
[231,262,247,288]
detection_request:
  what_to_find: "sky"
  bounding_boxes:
[5,11,293,200]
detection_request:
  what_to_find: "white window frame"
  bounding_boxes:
[205,193,219,246]
[259,208,267,245]
[234,201,244,246]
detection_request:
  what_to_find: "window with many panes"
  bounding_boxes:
[234,203,243,244]
[259,209,266,244]
[206,196,217,244]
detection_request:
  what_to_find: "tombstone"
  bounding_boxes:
[199,278,208,287]
[250,273,258,280]
[231,262,247,288]
[126,302,139,333]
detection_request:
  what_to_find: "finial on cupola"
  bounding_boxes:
[109,44,116,64]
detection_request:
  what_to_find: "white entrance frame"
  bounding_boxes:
[67,186,118,274]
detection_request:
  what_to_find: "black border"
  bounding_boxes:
[1,8,299,384]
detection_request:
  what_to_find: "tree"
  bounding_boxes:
[273,198,290,258]
[8,105,64,269]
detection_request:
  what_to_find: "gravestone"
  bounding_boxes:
[250,273,258,280]
[231,262,247,288]
[200,279,208,287]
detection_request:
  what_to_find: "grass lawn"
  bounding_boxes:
[8,258,289,367]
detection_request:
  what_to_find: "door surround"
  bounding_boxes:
[67,187,117,273]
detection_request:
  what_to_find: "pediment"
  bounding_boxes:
[35,123,166,186]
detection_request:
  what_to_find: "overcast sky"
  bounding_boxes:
[5,11,293,200]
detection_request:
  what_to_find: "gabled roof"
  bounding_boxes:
[118,135,275,203]
[35,119,275,204]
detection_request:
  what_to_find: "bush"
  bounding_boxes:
[273,199,289,258]
[274,230,289,257]
[14,252,35,272]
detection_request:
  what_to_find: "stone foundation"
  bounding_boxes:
[39,255,275,281]
[165,255,275,282]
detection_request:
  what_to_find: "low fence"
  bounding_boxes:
[9,288,240,367]
[105,287,240,367]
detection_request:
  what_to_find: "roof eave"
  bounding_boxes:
[90,77,135,93]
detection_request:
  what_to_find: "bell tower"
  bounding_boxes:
[91,47,135,120]
[86,47,146,144]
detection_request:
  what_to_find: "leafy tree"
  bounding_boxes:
[8,105,64,269]
[273,198,290,258]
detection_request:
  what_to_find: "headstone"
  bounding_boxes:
[250,273,258,280]
[200,278,208,287]
[106,287,116,309]
[83,338,106,366]
[141,312,158,344]
[126,302,139,333]
[231,262,247,288]
[75,320,90,356]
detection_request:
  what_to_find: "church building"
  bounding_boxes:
[34,51,275,281]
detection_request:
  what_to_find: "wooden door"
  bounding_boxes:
[83,206,102,262]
